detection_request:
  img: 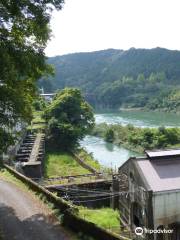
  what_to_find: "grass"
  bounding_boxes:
[45,151,90,178]
[77,149,101,171]
[27,110,46,131]
[32,111,46,124]
[31,111,103,178]
[31,110,103,180]
[77,149,111,174]
[0,170,116,239]
[29,123,46,130]
[0,169,81,240]
[0,168,29,191]
[78,207,120,232]
[44,149,109,183]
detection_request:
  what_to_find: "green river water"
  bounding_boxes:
[80,110,180,169]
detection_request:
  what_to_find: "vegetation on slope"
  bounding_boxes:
[78,207,120,232]
[29,96,100,180]
[39,48,180,112]
[92,123,180,153]
[45,151,90,178]
[44,148,102,179]
[27,111,46,132]
[0,169,28,191]
[77,149,101,171]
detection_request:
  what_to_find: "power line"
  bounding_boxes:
[55,185,129,196]
[62,192,130,203]
[55,186,111,194]
[62,193,114,199]
[61,191,129,198]
[71,193,128,203]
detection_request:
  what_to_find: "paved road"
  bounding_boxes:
[0,179,73,240]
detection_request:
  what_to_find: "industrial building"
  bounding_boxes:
[113,149,180,240]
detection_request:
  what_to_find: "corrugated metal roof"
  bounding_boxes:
[136,158,180,192]
[146,149,180,158]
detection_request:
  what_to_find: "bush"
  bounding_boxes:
[104,129,115,142]
[92,123,180,152]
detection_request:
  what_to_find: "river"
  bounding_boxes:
[80,110,180,169]
[95,110,180,127]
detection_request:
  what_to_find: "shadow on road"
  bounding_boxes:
[0,204,70,240]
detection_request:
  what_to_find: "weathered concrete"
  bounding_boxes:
[46,179,112,189]
[29,134,43,162]
[73,152,99,174]
[15,133,45,179]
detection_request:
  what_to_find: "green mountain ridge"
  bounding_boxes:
[39,47,180,111]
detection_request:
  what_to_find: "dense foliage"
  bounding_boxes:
[45,88,95,150]
[0,0,64,153]
[38,48,180,112]
[92,123,180,152]
[104,128,115,143]
[33,97,47,112]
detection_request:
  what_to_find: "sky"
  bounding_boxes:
[45,0,180,57]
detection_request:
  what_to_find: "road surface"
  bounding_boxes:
[0,179,74,240]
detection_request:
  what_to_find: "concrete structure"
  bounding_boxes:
[113,149,180,240]
[40,93,55,102]
[47,180,112,208]
[15,133,45,179]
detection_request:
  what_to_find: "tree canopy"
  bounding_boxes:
[39,48,180,112]
[45,88,95,150]
[93,123,180,153]
[0,0,64,153]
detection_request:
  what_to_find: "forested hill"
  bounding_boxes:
[39,48,180,111]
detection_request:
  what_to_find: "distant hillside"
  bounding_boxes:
[39,48,180,112]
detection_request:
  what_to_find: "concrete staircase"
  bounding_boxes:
[15,133,45,179]
[16,134,36,162]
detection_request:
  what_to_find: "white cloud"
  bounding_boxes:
[45,0,180,56]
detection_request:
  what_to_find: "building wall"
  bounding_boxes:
[153,191,180,228]
[114,156,180,239]
[129,160,154,233]
[113,158,154,239]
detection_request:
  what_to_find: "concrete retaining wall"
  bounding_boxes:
[4,164,76,213]
[4,164,131,240]
[73,152,98,174]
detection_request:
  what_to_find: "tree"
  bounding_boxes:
[45,88,95,150]
[33,96,47,111]
[104,128,114,143]
[0,0,64,153]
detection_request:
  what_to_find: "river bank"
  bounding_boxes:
[91,123,180,154]
[79,110,180,170]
